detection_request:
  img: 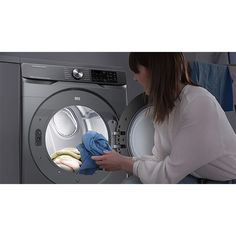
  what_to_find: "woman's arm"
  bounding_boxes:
[133,96,224,183]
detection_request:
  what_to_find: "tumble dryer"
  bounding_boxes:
[21,61,155,184]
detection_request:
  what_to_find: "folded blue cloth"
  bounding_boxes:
[190,61,233,111]
[76,131,112,175]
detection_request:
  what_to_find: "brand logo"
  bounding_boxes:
[74,97,81,101]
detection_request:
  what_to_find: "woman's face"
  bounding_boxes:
[133,65,150,94]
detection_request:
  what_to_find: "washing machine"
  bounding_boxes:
[21,61,155,184]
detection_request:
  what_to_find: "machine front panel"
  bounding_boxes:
[27,89,126,183]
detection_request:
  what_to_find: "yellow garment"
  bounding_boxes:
[50,147,81,161]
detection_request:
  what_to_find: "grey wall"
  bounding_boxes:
[184,52,229,64]
[229,52,236,64]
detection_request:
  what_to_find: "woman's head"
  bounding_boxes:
[129,52,196,123]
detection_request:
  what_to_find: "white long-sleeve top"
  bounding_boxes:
[133,85,236,183]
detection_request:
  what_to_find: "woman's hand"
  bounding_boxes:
[92,150,134,173]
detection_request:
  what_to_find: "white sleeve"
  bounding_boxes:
[133,96,224,184]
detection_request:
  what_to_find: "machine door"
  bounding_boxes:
[116,94,155,158]
[29,89,126,183]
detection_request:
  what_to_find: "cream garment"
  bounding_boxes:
[133,85,236,183]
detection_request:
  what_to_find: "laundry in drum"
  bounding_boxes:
[50,147,82,172]
[75,131,112,175]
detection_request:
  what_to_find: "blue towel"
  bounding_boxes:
[76,131,112,175]
[190,61,233,111]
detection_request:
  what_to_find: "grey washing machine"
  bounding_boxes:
[21,61,155,184]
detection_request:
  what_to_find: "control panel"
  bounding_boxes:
[22,63,126,86]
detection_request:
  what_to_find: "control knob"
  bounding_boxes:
[72,69,84,80]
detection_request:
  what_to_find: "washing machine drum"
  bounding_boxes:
[29,89,126,184]
[45,105,109,172]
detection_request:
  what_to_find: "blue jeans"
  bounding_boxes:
[178,175,236,184]
[122,175,236,184]
[178,175,199,184]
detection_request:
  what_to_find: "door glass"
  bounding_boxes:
[45,105,108,172]
[128,108,154,158]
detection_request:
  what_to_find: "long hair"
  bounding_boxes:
[129,52,197,124]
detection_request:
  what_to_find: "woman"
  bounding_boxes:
[92,52,236,184]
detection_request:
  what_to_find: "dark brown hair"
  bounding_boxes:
[129,52,197,124]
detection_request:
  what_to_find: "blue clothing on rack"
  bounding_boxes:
[76,131,112,175]
[189,61,233,111]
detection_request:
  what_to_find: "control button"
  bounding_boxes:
[72,69,84,80]
[35,129,42,146]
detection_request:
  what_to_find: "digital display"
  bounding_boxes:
[91,70,117,83]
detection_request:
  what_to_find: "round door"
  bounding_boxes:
[116,93,155,158]
[29,89,127,183]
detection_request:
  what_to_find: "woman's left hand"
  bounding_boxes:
[92,150,128,171]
